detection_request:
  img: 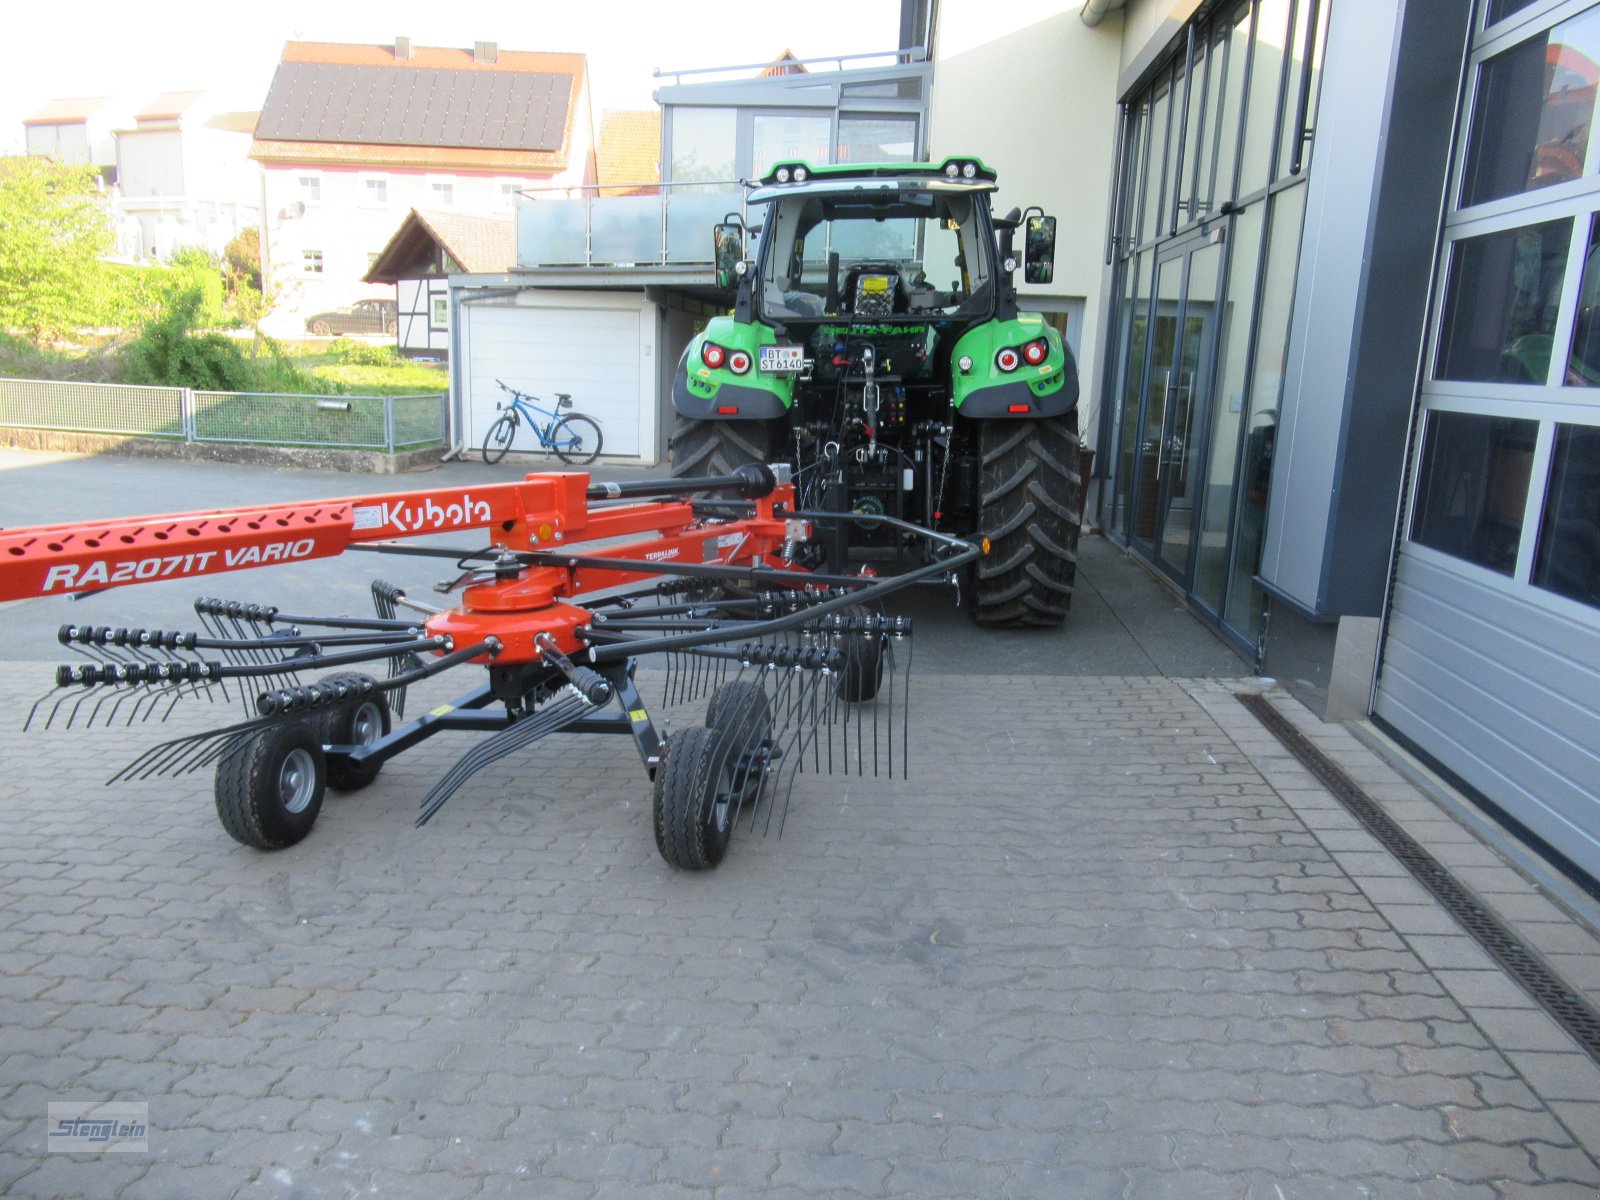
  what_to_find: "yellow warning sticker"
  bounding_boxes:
[429,704,455,717]
[628,708,649,722]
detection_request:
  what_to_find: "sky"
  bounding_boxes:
[0,0,905,154]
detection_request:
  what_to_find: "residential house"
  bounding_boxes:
[112,92,260,260]
[365,208,516,358]
[249,38,596,334]
[22,95,132,177]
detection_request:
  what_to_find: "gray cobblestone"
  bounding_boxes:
[3,643,1600,1199]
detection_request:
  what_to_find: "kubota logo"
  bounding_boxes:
[353,494,492,533]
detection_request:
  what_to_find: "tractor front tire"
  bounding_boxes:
[653,726,735,871]
[972,412,1082,628]
[215,721,327,850]
[669,414,786,478]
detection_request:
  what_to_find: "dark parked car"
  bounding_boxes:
[304,299,397,336]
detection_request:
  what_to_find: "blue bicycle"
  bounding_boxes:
[482,379,603,466]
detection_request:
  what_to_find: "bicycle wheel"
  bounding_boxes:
[482,414,517,465]
[551,414,603,465]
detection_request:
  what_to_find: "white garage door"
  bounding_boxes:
[463,301,648,459]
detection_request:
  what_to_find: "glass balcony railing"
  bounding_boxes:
[516,180,746,269]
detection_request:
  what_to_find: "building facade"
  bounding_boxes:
[929,0,1600,888]
[250,40,595,334]
[112,93,260,261]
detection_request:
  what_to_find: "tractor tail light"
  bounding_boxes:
[1023,338,1048,366]
[717,405,739,415]
[995,347,1021,373]
[728,350,751,375]
[701,342,726,369]
[1008,404,1031,413]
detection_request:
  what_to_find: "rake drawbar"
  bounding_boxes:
[1,464,972,869]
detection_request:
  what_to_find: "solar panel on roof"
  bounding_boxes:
[256,62,571,151]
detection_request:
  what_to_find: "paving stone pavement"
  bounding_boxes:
[2,653,1600,1199]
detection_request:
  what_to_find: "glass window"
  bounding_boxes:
[364,178,387,205]
[430,181,454,206]
[298,175,320,203]
[669,107,737,186]
[302,250,323,275]
[1226,182,1306,632]
[431,294,449,328]
[1211,5,1251,204]
[1177,37,1211,225]
[1143,77,1174,243]
[1567,214,1600,385]
[1461,8,1600,207]
[1237,0,1291,197]
[1122,101,1151,249]
[842,79,922,100]
[1276,0,1329,178]
[1195,201,1265,611]
[1436,219,1571,383]
[838,115,917,165]
[1532,423,1600,607]
[753,113,831,178]
[1411,410,1538,575]
[1113,252,1155,537]
[1489,0,1547,27]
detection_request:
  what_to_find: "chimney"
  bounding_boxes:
[474,40,498,64]
[395,37,412,59]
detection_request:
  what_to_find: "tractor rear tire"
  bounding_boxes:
[972,411,1082,628]
[653,726,735,871]
[669,414,786,478]
[215,721,326,850]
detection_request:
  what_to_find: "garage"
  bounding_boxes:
[458,291,656,461]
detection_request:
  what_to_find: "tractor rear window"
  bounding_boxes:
[758,193,992,319]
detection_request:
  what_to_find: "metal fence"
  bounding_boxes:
[0,377,445,452]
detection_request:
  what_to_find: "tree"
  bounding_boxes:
[224,227,262,293]
[0,157,114,342]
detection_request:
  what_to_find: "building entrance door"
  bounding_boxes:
[1128,236,1223,587]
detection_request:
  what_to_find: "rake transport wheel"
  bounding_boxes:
[482,414,518,465]
[833,606,885,703]
[318,673,391,792]
[668,414,786,479]
[706,680,772,762]
[972,410,1082,628]
[653,726,737,871]
[215,721,327,850]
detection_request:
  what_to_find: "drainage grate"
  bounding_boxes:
[1237,691,1600,1063]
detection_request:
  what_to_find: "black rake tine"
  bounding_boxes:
[417,696,594,827]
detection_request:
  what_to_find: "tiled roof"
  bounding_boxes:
[252,41,587,171]
[758,50,809,77]
[365,207,515,282]
[25,96,112,125]
[137,91,204,120]
[596,110,660,194]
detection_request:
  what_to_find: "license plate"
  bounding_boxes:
[759,345,804,373]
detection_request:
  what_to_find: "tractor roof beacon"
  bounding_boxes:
[670,156,1082,628]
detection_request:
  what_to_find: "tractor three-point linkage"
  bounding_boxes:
[0,465,974,869]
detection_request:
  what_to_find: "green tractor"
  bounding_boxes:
[670,156,1081,627]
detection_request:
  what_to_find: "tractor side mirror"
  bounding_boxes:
[713,221,745,289]
[1024,215,1056,285]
